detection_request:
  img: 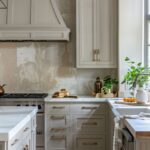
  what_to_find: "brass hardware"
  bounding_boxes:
[11,139,19,146]
[82,122,98,126]
[51,115,65,120]
[23,127,29,132]
[82,142,98,145]
[50,128,65,132]
[81,106,97,110]
[52,106,65,109]
[50,135,66,140]
[93,49,97,61]
[96,49,100,61]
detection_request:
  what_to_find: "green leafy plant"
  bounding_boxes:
[102,75,118,94]
[121,57,150,89]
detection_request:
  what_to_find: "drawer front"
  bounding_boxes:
[9,132,22,150]
[45,104,69,114]
[72,115,105,134]
[74,135,105,150]
[46,134,72,150]
[70,103,105,114]
[22,120,31,137]
[46,115,69,134]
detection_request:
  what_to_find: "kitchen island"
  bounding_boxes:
[108,100,150,150]
[0,106,37,150]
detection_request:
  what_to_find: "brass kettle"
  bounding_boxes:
[0,84,6,95]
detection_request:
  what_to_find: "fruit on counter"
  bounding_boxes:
[123,97,137,102]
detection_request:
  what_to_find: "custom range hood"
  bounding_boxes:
[0,0,70,41]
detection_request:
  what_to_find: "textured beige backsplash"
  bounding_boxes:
[0,0,117,95]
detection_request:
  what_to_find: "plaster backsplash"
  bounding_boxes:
[0,0,117,95]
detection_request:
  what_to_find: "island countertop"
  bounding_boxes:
[0,106,38,141]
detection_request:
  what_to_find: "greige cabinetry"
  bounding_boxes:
[76,0,117,68]
[45,103,106,150]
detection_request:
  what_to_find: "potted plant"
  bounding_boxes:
[101,75,118,97]
[122,57,150,100]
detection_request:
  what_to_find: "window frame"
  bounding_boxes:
[145,0,150,67]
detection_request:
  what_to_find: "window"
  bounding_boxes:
[145,0,150,67]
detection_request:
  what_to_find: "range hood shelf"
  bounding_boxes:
[0,0,70,41]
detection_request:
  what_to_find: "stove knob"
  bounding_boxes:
[17,104,21,106]
[32,104,36,107]
[38,105,42,110]
[25,104,29,106]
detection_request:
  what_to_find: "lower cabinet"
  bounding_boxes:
[45,103,106,150]
[6,114,37,150]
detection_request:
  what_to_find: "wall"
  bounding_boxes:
[118,0,144,96]
[0,0,117,95]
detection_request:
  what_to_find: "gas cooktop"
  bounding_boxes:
[0,93,48,98]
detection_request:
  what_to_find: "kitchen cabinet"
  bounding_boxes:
[76,0,117,68]
[0,0,70,40]
[45,102,106,150]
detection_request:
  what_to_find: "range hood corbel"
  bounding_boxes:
[0,0,70,41]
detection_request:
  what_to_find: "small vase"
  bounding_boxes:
[136,87,148,104]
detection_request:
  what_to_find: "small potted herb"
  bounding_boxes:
[101,75,118,97]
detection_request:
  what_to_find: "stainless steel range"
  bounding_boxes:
[0,93,48,150]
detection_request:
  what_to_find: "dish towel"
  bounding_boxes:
[123,112,150,120]
[113,117,123,150]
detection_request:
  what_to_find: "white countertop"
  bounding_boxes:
[125,118,150,139]
[45,96,122,103]
[0,106,38,141]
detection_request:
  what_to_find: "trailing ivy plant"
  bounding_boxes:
[121,57,150,89]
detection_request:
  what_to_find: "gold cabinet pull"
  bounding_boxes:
[81,106,97,110]
[50,135,66,140]
[82,142,98,146]
[93,49,97,61]
[11,139,19,146]
[50,128,66,132]
[23,127,29,132]
[82,122,98,126]
[96,49,100,61]
[50,115,65,120]
[52,106,65,109]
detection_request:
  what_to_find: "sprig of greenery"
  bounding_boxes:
[121,57,150,89]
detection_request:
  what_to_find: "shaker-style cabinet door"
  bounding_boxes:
[76,0,117,68]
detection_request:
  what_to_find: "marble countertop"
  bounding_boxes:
[125,118,150,139]
[107,100,150,139]
[0,106,38,141]
[45,96,122,103]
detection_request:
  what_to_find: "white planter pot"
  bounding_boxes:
[136,88,148,104]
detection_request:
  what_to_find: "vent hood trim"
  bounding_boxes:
[0,0,70,41]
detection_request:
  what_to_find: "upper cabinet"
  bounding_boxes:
[0,0,70,41]
[76,0,117,68]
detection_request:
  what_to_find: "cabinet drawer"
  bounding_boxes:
[46,114,69,129]
[22,120,31,137]
[72,115,105,134]
[70,103,105,114]
[9,131,22,150]
[46,134,71,150]
[45,104,69,114]
[74,135,105,150]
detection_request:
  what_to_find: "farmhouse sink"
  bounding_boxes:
[113,107,150,117]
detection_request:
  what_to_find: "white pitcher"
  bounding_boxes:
[136,87,148,104]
